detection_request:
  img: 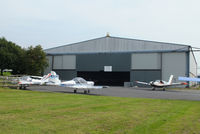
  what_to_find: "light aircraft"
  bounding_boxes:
[60,77,108,94]
[18,71,108,93]
[18,76,44,89]
[18,71,59,89]
[45,75,108,94]
[135,75,187,91]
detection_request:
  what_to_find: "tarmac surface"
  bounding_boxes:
[27,86,200,101]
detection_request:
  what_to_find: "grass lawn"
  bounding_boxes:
[0,88,200,134]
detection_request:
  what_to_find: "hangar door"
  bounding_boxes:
[77,71,130,86]
[77,53,131,86]
[131,53,161,87]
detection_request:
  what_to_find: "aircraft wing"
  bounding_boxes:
[135,81,150,85]
[61,83,108,89]
[67,85,105,89]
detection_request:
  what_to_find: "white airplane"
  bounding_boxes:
[60,77,108,94]
[135,75,187,91]
[42,73,108,94]
[18,76,44,89]
[18,71,59,89]
[18,71,108,93]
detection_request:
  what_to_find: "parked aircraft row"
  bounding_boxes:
[18,71,107,93]
[18,71,190,92]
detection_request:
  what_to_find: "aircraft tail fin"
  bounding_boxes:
[40,71,60,85]
[167,75,174,85]
[40,72,52,85]
[46,71,61,85]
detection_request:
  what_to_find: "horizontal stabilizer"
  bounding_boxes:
[178,77,200,82]
[135,81,149,85]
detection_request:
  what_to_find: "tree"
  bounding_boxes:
[0,37,48,76]
[12,47,26,75]
[0,37,23,75]
[24,45,48,75]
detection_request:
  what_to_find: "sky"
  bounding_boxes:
[0,0,200,66]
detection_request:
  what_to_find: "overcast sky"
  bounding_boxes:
[1,0,200,62]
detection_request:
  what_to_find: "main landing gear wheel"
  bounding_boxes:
[74,89,77,93]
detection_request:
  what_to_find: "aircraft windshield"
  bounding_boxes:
[155,80,166,84]
[73,77,87,84]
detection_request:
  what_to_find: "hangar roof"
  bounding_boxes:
[45,36,190,55]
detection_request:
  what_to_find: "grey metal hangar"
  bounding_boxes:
[44,35,197,87]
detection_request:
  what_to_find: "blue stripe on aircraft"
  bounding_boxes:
[178,77,200,82]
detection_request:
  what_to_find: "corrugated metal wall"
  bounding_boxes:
[131,53,161,69]
[53,56,62,69]
[189,51,197,86]
[44,56,53,74]
[63,55,76,69]
[53,55,76,70]
[190,52,197,77]
[162,52,187,82]
[131,53,161,86]
[130,52,189,86]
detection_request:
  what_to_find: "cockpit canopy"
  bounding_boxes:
[72,77,87,84]
[155,80,167,84]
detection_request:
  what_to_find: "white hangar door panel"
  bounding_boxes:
[53,56,63,69]
[131,53,161,69]
[44,56,53,74]
[53,55,76,69]
[62,55,76,69]
[190,52,197,77]
[162,52,186,82]
[131,53,161,87]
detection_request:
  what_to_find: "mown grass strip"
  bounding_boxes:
[0,88,200,134]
